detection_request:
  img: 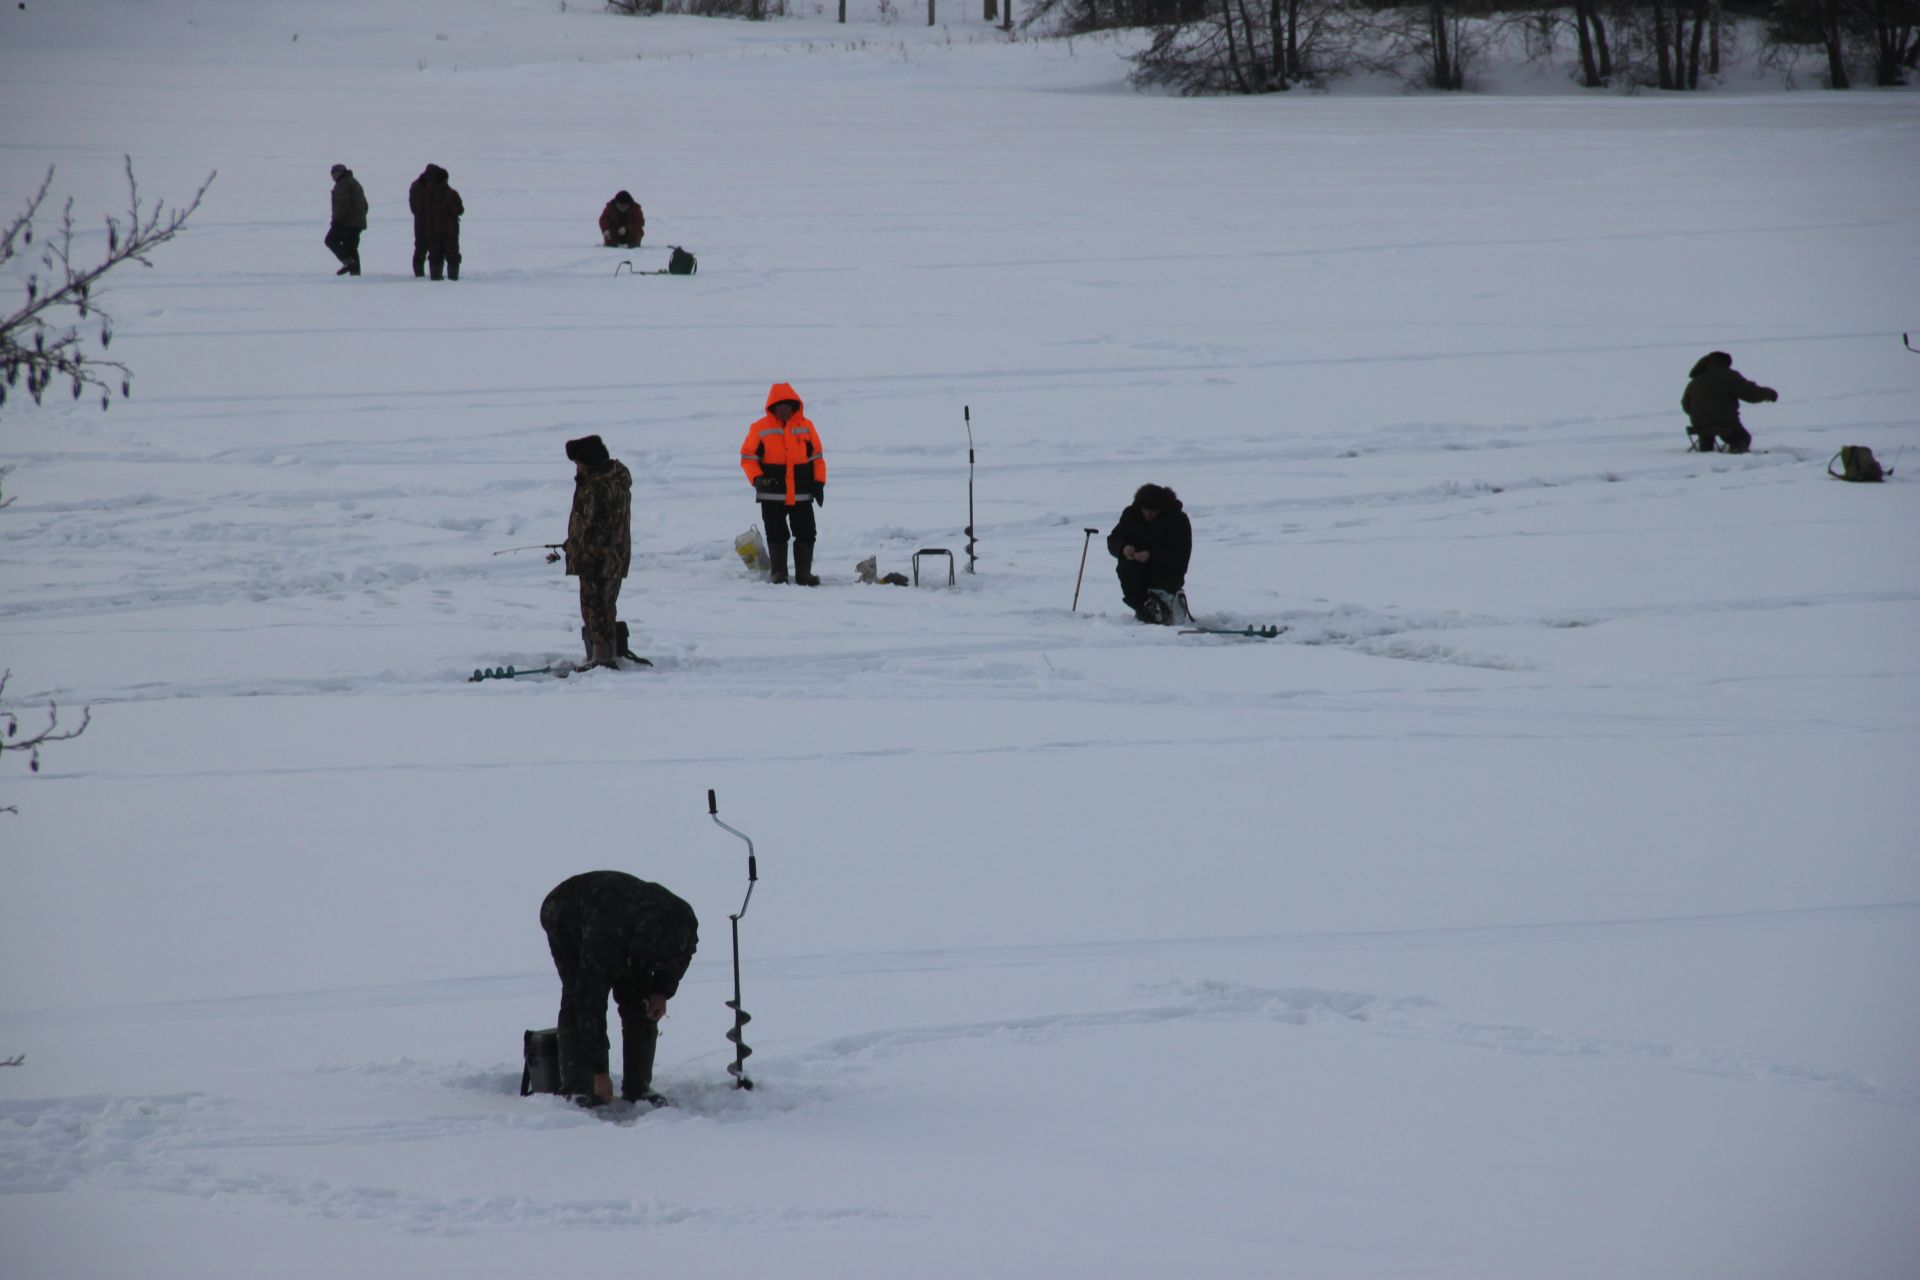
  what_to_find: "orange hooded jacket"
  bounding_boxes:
[739,382,826,507]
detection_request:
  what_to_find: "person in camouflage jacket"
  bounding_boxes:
[540,871,699,1106]
[558,434,632,669]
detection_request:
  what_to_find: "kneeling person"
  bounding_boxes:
[600,191,645,248]
[1107,483,1192,624]
[540,871,699,1106]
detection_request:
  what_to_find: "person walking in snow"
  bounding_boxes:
[1107,483,1192,625]
[599,190,645,248]
[553,434,632,670]
[324,163,368,277]
[739,383,827,586]
[407,163,445,278]
[540,870,699,1108]
[1682,351,1778,454]
[419,165,464,281]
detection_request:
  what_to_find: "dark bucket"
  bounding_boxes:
[521,1028,561,1096]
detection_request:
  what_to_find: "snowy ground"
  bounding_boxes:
[3,1,1918,1276]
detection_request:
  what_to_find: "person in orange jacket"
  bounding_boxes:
[738,383,826,585]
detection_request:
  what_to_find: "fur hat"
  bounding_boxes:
[565,434,610,466]
[330,164,348,179]
[1133,483,1181,512]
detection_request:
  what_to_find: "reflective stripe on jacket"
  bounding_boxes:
[738,382,826,506]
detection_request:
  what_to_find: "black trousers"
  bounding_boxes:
[547,967,660,1100]
[412,234,427,278]
[759,498,817,546]
[1691,425,1750,454]
[425,233,461,280]
[1115,559,1181,609]
[324,224,361,270]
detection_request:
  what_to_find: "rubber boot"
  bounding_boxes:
[769,542,789,585]
[621,1018,662,1104]
[794,541,820,587]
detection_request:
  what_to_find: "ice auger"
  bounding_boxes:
[706,789,758,1090]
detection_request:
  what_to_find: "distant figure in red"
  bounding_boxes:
[600,191,645,248]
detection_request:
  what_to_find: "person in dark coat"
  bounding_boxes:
[1682,351,1778,454]
[599,191,645,248]
[419,165,464,281]
[540,871,699,1107]
[407,164,444,278]
[1107,483,1192,624]
[554,434,632,670]
[324,163,368,276]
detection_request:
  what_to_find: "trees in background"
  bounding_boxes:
[1034,0,1917,92]
[1768,0,1918,86]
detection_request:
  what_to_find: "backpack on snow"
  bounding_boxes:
[668,245,697,276]
[1827,446,1885,483]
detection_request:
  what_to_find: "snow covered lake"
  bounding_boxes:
[2,1,1917,1275]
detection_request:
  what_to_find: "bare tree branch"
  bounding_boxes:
[1,669,90,781]
[1,158,216,415]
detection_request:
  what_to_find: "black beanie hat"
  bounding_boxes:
[565,435,610,466]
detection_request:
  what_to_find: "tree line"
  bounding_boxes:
[1022,0,1917,93]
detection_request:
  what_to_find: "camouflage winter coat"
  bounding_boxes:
[565,459,632,579]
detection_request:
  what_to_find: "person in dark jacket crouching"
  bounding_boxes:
[540,870,699,1107]
[599,191,645,248]
[1682,351,1778,454]
[1107,483,1192,624]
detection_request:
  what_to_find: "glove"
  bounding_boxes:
[754,477,778,497]
[813,487,825,507]
[1763,388,1779,402]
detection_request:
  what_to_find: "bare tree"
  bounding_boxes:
[1,669,90,813]
[1572,0,1616,85]
[1131,0,1355,92]
[1770,0,1919,84]
[2,160,214,424]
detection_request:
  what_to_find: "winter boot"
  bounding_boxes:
[620,1018,660,1104]
[794,541,820,587]
[769,542,790,585]
[335,263,352,276]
